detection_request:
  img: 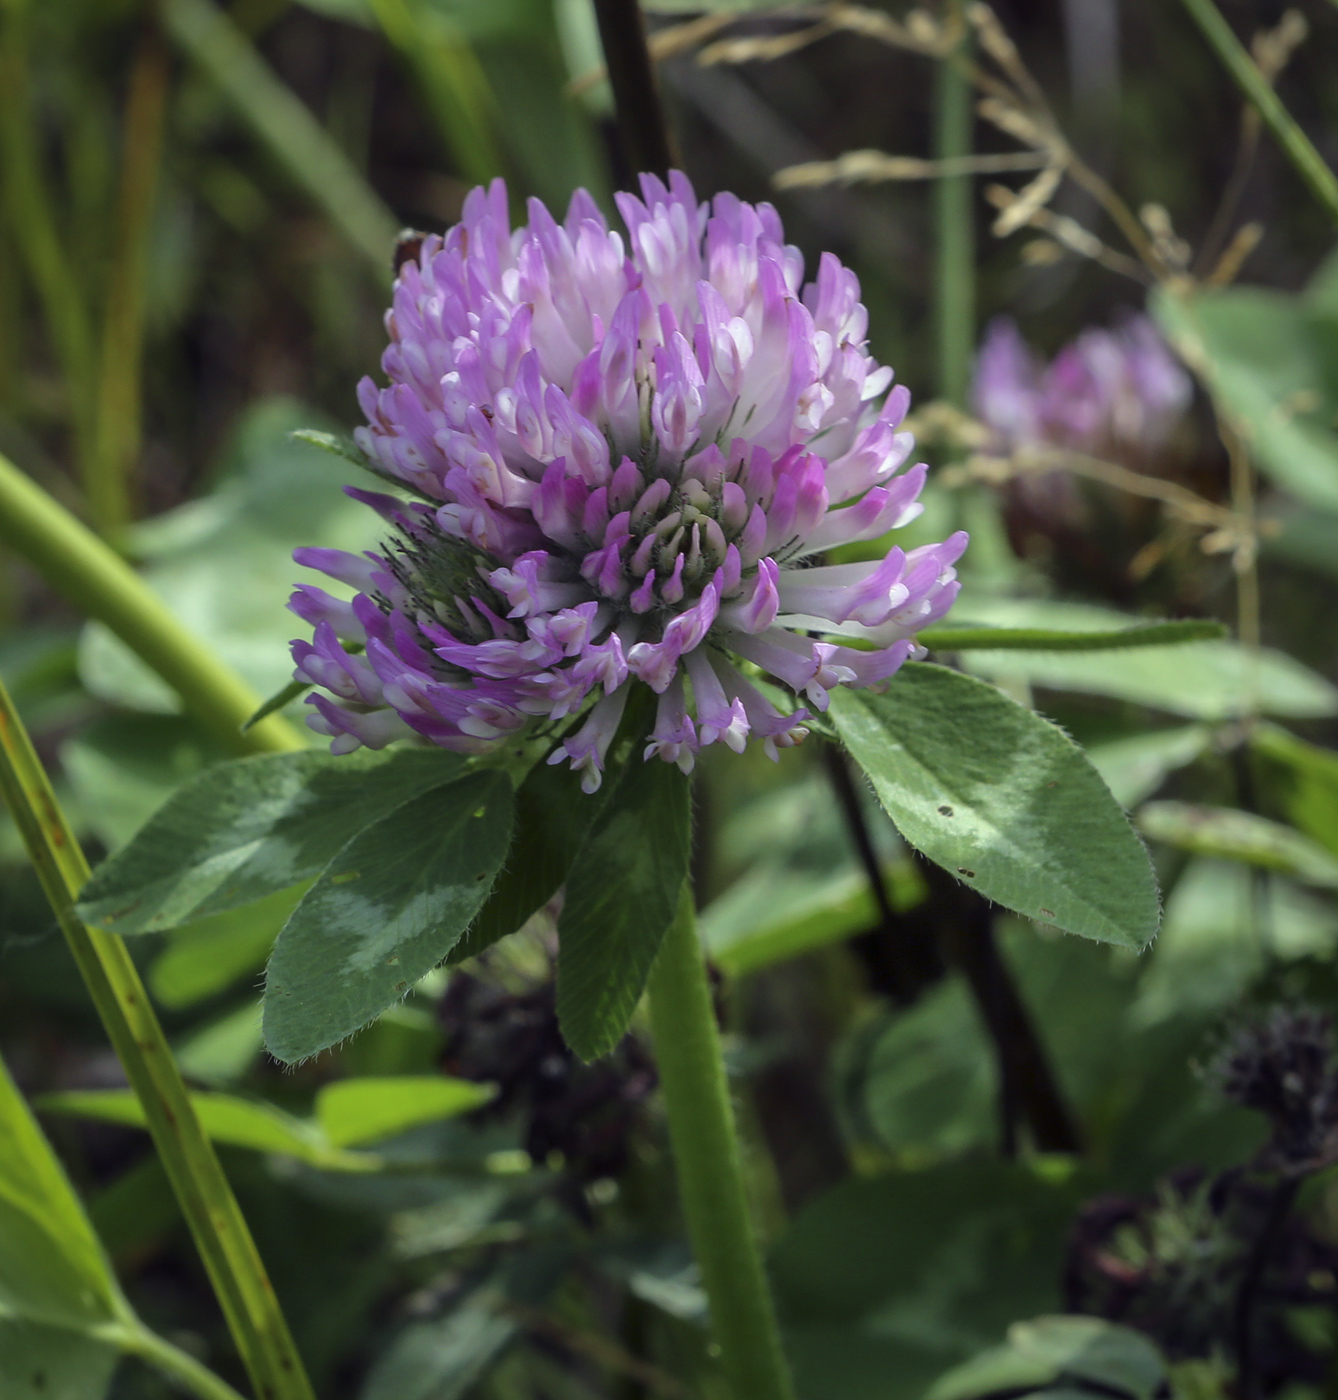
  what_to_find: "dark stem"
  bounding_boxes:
[821,744,942,1005]
[917,857,1084,1157]
[1234,1175,1298,1400]
[592,0,677,182]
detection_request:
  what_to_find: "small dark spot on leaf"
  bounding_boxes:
[394,980,407,993]
[1039,907,1055,920]
[957,868,975,878]
[475,871,487,881]
[385,955,399,966]
[32,1372,46,1391]
[938,804,954,817]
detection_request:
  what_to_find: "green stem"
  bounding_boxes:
[1177,0,1338,228]
[0,7,97,482]
[106,1324,249,1400]
[160,0,399,278]
[0,679,315,1400]
[92,23,171,537]
[934,11,974,408]
[646,887,796,1400]
[0,450,304,755]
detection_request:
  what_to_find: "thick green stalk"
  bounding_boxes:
[161,0,399,278]
[0,451,304,755]
[646,888,797,1400]
[1177,0,1338,228]
[934,14,974,408]
[91,25,171,537]
[0,679,315,1400]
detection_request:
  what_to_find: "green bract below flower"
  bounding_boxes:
[290,172,968,791]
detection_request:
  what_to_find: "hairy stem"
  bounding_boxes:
[646,887,797,1400]
[0,678,315,1400]
[1176,0,1338,228]
[0,450,304,755]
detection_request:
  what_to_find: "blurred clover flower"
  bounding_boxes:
[290,173,966,790]
[974,314,1191,458]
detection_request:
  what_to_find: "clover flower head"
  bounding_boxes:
[974,313,1191,457]
[290,173,967,791]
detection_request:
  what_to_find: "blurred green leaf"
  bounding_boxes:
[703,859,924,976]
[1132,857,1338,1026]
[264,772,515,1063]
[1137,801,1338,887]
[831,666,1161,948]
[1251,723,1338,856]
[1154,284,1338,511]
[149,885,307,1009]
[0,1051,129,1331]
[920,620,1226,652]
[1084,726,1212,808]
[556,757,692,1061]
[358,1289,517,1400]
[770,1163,1085,1400]
[60,714,230,852]
[953,598,1338,720]
[77,746,465,933]
[926,1316,1167,1400]
[78,398,382,712]
[316,1076,495,1148]
[174,1002,265,1086]
[40,1076,491,1173]
[0,1321,118,1400]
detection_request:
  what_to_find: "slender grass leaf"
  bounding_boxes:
[316,1076,495,1148]
[953,598,1338,720]
[830,666,1160,948]
[557,758,692,1061]
[919,620,1226,651]
[0,1321,119,1400]
[77,746,464,933]
[0,1052,127,1331]
[450,755,611,966]
[264,773,515,1063]
[1136,801,1338,887]
[241,678,311,733]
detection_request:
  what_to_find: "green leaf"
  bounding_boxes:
[174,1003,265,1086]
[926,1316,1167,1400]
[830,666,1160,948]
[263,772,515,1063]
[149,885,307,1009]
[952,597,1338,720]
[1251,723,1338,857]
[0,1051,128,1331]
[557,758,692,1061]
[77,746,465,933]
[78,399,384,713]
[1084,726,1212,809]
[40,1076,493,1171]
[703,860,924,976]
[316,1076,495,1148]
[919,620,1226,652]
[1155,286,1338,512]
[1137,801,1338,887]
[0,1321,118,1400]
[449,753,608,966]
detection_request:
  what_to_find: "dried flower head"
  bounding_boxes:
[290,173,966,790]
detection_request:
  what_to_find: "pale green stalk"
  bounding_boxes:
[97,1323,249,1400]
[0,451,304,754]
[0,678,314,1400]
[646,888,797,1400]
[935,11,974,408]
[1177,0,1338,227]
[161,0,399,277]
